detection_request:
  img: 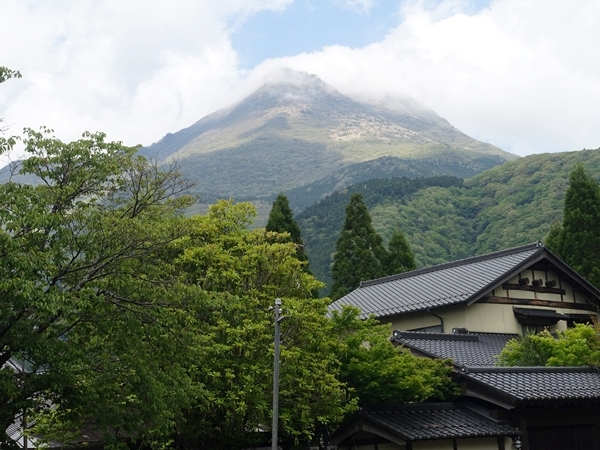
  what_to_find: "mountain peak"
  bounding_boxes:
[250,69,342,103]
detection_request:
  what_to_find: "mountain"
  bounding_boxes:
[297,147,600,291]
[140,69,515,204]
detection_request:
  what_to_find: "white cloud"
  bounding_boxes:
[0,0,290,149]
[2,0,599,158]
[248,0,600,155]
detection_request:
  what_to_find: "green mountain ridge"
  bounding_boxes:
[298,147,600,291]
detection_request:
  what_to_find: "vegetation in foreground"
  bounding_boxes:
[0,111,455,450]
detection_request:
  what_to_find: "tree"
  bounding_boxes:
[266,194,308,263]
[0,67,21,84]
[545,163,600,287]
[331,307,458,404]
[171,201,354,449]
[498,324,600,367]
[0,127,196,448]
[330,193,387,300]
[383,229,416,276]
[1,67,21,134]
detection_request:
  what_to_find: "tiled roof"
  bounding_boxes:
[329,243,545,318]
[393,331,516,366]
[360,403,520,441]
[513,308,569,321]
[461,367,600,404]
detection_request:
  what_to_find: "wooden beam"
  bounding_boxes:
[480,296,598,312]
[502,283,566,295]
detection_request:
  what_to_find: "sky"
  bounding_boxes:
[1,0,599,159]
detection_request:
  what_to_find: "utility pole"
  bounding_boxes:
[271,298,283,450]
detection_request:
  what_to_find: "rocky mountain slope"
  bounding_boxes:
[140,69,515,204]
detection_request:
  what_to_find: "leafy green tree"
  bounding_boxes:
[1,67,21,133]
[498,324,600,367]
[0,67,21,83]
[171,201,354,449]
[0,127,196,448]
[266,194,308,263]
[331,307,458,404]
[383,229,416,276]
[545,163,600,287]
[330,193,387,300]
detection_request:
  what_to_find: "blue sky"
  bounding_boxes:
[1,0,599,158]
[232,0,493,68]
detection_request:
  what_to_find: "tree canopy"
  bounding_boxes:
[266,194,308,263]
[171,200,353,449]
[498,323,600,367]
[329,193,417,300]
[330,193,387,300]
[384,229,416,276]
[330,307,458,405]
[545,163,600,287]
[0,127,196,448]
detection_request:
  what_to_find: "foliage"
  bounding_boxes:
[171,200,353,449]
[266,194,308,263]
[384,229,416,276]
[298,149,600,291]
[0,66,21,84]
[544,163,600,287]
[297,176,463,290]
[330,193,387,300]
[331,307,458,404]
[0,127,196,448]
[498,324,600,367]
[1,66,22,133]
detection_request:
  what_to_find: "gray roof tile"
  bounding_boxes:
[393,332,516,366]
[461,367,600,403]
[330,243,544,318]
[513,308,569,321]
[361,403,520,440]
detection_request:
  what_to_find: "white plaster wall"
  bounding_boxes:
[455,437,499,449]
[341,437,507,449]
[413,440,454,450]
[384,312,441,332]
[496,270,592,304]
[385,303,598,335]
[379,443,404,450]
[412,437,501,449]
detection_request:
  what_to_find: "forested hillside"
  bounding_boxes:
[298,148,600,290]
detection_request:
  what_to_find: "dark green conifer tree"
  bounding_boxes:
[330,193,387,300]
[546,163,600,287]
[266,194,308,263]
[384,229,416,276]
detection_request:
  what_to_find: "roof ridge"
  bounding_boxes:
[393,331,479,342]
[470,332,519,337]
[360,241,544,288]
[362,402,458,412]
[461,366,599,374]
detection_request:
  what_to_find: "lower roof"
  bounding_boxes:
[460,366,600,406]
[393,331,517,367]
[341,403,520,442]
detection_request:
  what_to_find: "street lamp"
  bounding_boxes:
[513,437,523,449]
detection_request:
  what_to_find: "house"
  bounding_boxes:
[329,242,600,450]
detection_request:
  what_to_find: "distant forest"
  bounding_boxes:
[297,148,600,290]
